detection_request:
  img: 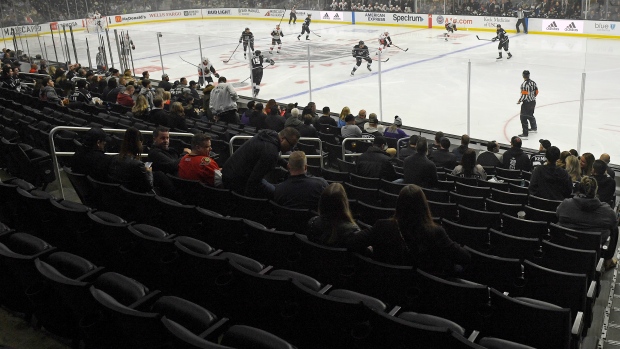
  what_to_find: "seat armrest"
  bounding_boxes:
[467,330,480,342]
[200,318,230,340]
[571,311,584,349]
[129,290,162,310]
[76,266,105,282]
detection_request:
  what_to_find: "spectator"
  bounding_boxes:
[569,149,579,158]
[428,131,444,155]
[147,126,189,175]
[188,80,200,102]
[557,176,618,271]
[338,106,351,127]
[581,152,595,176]
[403,136,438,188]
[398,134,419,160]
[222,127,300,198]
[139,79,155,110]
[298,114,319,138]
[240,100,255,125]
[171,77,190,101]
[318,106,337,127]
[591,160,616,207]
[429,137,457,170]
[531,139,551,168]
[71,127,111,181]
[131,95,150,120]
[501,136,531,171]
[102,78,116,99]
[69,79,94,105]
[28,64,37,73]
[452,148,487,180]
[364,114,385,135]
[306,183,360,247]
[357,184,471,273]
[39,77,63,105]
[123,69,135,84]
[149,97,169,126]
[302,102,319,125]
[265,106,285,132]
[356,135,398,180]
[565,155,582,191]
[274,151,328,210]
[384,116,407,139]
[528,146,572,200]
[476,140,502,168]
[209,76,239,124]
[341,114,362,138]
[249,102,267,129]
[178,133,222,187]
[163,91,172,111]
[108,127,153,193]
[452,134,470,162]
[284,107,302,128]
[600,153,615,178]
[355,109,368,130]
[159,74,172,91]
[265,99,279,116]
[117,84,135,107]
[168,102,188,131]
[557,150,571,169]
[201,85,214,121]
[106,78,126,103]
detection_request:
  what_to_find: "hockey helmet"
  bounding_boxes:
[522,70,530,77]
[255,50,261,56]
[245,27,250,31]
[203,58,208,64]
[359,40,365,46]
[276,24,280,28]
[308,13,312,16]
[496,24,502,28]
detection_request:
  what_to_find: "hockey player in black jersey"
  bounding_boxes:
[239,28,255,59]
[270,25,284,54]
[297,14,312,40]
[251,50,275,98]
[444,21,457,41]
[351,41,372,76]
[492,24,512,59]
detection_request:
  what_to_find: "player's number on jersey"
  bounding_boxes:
[252,57,261,65]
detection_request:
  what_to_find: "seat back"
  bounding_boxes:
[489,229,540,260]
[442,219,490,253]
[460,246,523,294]
[458,205,501,229]
[501,213,549,240]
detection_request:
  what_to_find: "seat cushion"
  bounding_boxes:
[398,312,465,336]
[58,199,90,212]
[270,269,321,292]
[328,289,387,312]
[8,232,51,255]
[93,272,148,306]
[131,224,168,238]
[221,325,295,349]
[153,296,217,335]
[91,211,126,224]
[47,252,96,279]
[479,337,536,349]
[514,297,563,310]
[175,236,213,255]
[220,252,264,273]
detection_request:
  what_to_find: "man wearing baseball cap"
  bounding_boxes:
[159,74,172,91]
[531,139,551,168]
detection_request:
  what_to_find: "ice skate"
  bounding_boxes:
[297,35,300,40]
[528,128,537,133]
[518,133,528,140]
[306,36,310,40]
[367,65,372,72]
[269,51,273,54]
[277,51,280,54]
[350,70,355,76]
[507,53,513,59]
[496,53,503,60]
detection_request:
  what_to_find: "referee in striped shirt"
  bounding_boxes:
[517,70,538,139]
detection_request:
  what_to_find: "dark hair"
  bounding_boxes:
[409,134,419,147]
[486,141,497,151]
[545,146,561,163]
[461,134,470,145]
[416,136,428,154]
[153,126,169,138]
[511,136,522,148]
[440,137,450,150]
[191,133,211,149]
[76,79,87,88]
[460,148,477,177]
[373,135,387,147]
[582,152,595,176]
[247,100,256,110]
[141,79,151,88]
[279,126,301,140]
[153,96,163,108]
[269,106,279,116]
[569,149,579,157]
[303,114,314,125]
[255,102,264,111]
[318,183,355,244]
[322,106,330,114]
[593,159,607,176]
[107,78,117,88]
[218,76,226,83]
[394,185,436,243]
[434,131,444,143]
[119,127,143,160]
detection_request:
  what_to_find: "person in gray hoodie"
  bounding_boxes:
[139,79,154,110]
[556,176,619,270]
[209,76,239,124]
[39,77,63,105]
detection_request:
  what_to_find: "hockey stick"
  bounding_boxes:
[311,30,321,38]
[476,35,494,41]
[179,56,200,68]
[223,42,242,63]
[278,6,286,26]
[355,55,389,63]
[391,44,408,52]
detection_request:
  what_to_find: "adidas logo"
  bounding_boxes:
[264,11,270,16]
[333,13,341,20]
[546,21,559,31]
[564,22,578,31]
[323,13,330,19]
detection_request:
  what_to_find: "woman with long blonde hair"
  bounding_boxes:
[132,95,149,119]
[338,106,350,127]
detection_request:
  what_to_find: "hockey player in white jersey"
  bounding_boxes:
[376,30,392,55]
[198,58,220,87]
[444,20,457,41]
[270,25,284,54]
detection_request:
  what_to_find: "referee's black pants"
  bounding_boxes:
[516,19,528,33]
[520,100,537,136]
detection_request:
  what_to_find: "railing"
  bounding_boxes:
[229,135,324,168]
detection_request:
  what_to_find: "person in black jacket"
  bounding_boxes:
[318,106,337,127]
[403,137,438,188]
[72,127,112,181]
[147,126,189,175]
[265,106,285,132]
[476,141,502,168]
[429,137,457,170]
[451,134,469,163]
[159,74,173,91]
[298,114,318,138]
[355,135,398,181]
[274,151,328,210]
[591,160,616,207]
[528,146,572,200]
[222,127,300,198]
[108,127,153,193]
[501,136,531,171]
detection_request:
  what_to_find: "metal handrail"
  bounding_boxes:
[340,137,376,161]
[229,136,325,169]
[48,126,194,199]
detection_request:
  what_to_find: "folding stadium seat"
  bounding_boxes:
[428,200,458,221]
[324,141,344,167]
[422,187,450,203]
[441,219,490,253]
[350,173,381,189]
[508,183,530,195]
[446,173,478,187]
[230,191,271,225]
[458,204,501,229]
[166,174,205,206]
[14,187,57,236]
[549,223,603,259]
[151,196,200,236]
[344,182,379,206]
[477,337,536,349]
[87,175,123,212]
[48,199,92,252]
[11,145,56,188]
[81,211,130,266]
[496,176,528,186]
[355,201,395,225]
[450,192,486,210]
[33,252,104,344]
[240,219,294,267]
[477,178,510,192]
[0,232,56,314]
[219,324,298,349]
[321,167,350,182]
[501,213,549,240]
[435,179,456,191]
[489,229,540,260]
[380,178,407,195]
[491,188,528,205]
[529,194,563,211]
[523,205,558,224]
[495,167,521,179]
[193,207,245,248]
[115,185,158,224]
[0,178,35,227]
[455,182,491,198]
[485,198,523,216]
[337,158,357,174]
[269,200,317,234]
[460,246,523,294]
[196,184,233,215]
[378,189,398,208]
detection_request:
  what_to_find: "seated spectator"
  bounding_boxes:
[531,139,551,168]
[39,77,63,105]
[147,126,189,175]
[274,151,328,210]
[528,146,572,200]
[398,134,419,160]
[148,97,168,126]
[181,94,199,120]
[429,137,457,170]
[501,136,531,171]
[240,100,255,125]
[139,79,155,110]
[168,102,189,131]
[363,114,385,136]
[306,183,360,247]
[357,184,471,274]
[428,131,443,156]
[557,150,571,169]
[265,106,285,132]
[476,140,502,168]
[159,74,172,91]
[338,106,351,127]
[284,107,302,128]
[117,84,135,107]
[591,160,616,207]
[249,102,267,129]
[565,155,582,191]
[298,114,318,138]
[102,78,117,101]
[356,135,398,180]
[355,109,368,131]
[123,69,136,84]
[341,114,362,138]
[162,91,172,111]
[452,148,487,180]
[581,152,595,176]
[72,127,112,181]
[452,134,470,162]
[383,116,407,139]
[132,95,150,120]
[178,133,222,187]
[318,106,337,127]
[265,99,278,116]
[403,136,438,188]
[557,176,618,270]
[600,153,615,178]
[108,127,153,193]
[29,64,37,73]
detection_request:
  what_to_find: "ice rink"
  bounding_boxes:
[28,18,620,159]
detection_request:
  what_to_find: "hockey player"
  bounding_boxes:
[444,21,457,41]
[251,50,275,98]
[198,58,220,87]
[377,30,392,55]
[270,25,284,54]
[289,7,297,24]
[239,28,254,59]
[297,14,312,40]
[492,24,512,59]
[93,11,103,32]
[120,33,135,57]
[351,40,372,76]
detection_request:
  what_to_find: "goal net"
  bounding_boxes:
[83,16,108,33]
